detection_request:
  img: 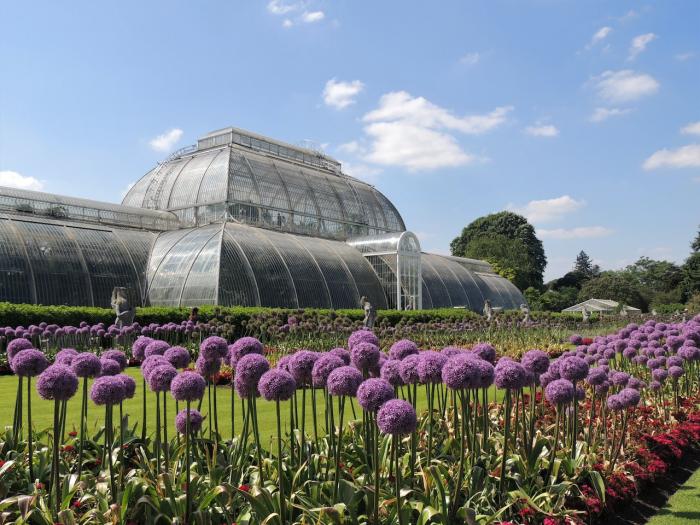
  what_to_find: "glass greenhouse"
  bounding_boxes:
[0,126,525,312]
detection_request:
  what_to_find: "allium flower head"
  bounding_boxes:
[171,371,206,401]
[586,367,607,386]
[259,368,296,401]
[389,339,418,360]
[399,354,420,384]
[141,355,169,379]
[200,336,229,361]
[234,354,270,397]
[99,358,121,377]
[327,366,363,397]
[417,351,447,384]
[36,364,79,401]
[494,358,527,390]
[619,387,641,408]
[12,349,49,377]
[351,342,380,373]
[520,349,550,375]
[442,354,480,390]
[289,350,319,386]
[329,347,351,365]
[606,394,625,411]
[312,353,344,388]
[195,356,221,378]
[131,336,153,361]
[569,334,583,345]
[165,346,191,369]
[72,352,102,378]
[348,330,379,350]
[559,356,589,382]
[668,365,684,379]
[7,338,34,362]
[377,399,417,435]
[55,348,78,366]
[357,378,395,412]
[117,374,137,399]
[471,343,496,364]
[91,376,125,405]
[380,359,404,387]
[148,364,177,392]
[611,371,630,387]
[144,340,170,358]
[101,349,127,371]
[545,378,574,405]
[175,409,204,434]
[652,368,668,383]
[228,336,264,363]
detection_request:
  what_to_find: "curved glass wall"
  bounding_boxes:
[0,215,155,307]
[146,222,388,309]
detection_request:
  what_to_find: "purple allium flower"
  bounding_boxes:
[377,399,417,435]
[520,349,550,376]
[399,354,420,385]
[627,377,646,390]
[99,358,121,377]
[471,343,496,364]
[619,387,641,408]
[175,409,204,434]
[117,374,136,399]
[380,359,404,387]
[289,350,319,386]
[357,378,395,412]
[586,366,607,386]
[494,358,527,390]
[71,352,102,378]
[144,340,170,358]
[312,353,344,388]
[12,349,49,377]
[389,339,419,360]
[199,336,229,361]
[101,349,127,371]
[132,336,153,361]
[164,346,190,369]
[229,336,264,361]
[91,376,125,405]
[234,354,270,397]
[195,356,221,378]
[569,334,583,345]
[36,364,78,401]
[441,347,462,358]
[595,381,610,396]
[539,372,554,388]
[606,394,625,411]
[611,371,630,387]
[259,369,296,401]
[668,366,684,379]
[348,330,379,350]
[442,354,481,390]
[417,351,447,384]
[171,371,206,401]
[545,379,574,405]
[55,348,78,366]
[667,356,684,368]
[652,368,668,383]
[141,355,170,380]
[6,338,34,362]
[559,356,589,382]
[351,342,380,373]
[622,347,637,360]
[148,364,177,392]
[327,366,363,397]
[649,380,662,391]
[473,358,495,389]
[329,347,351,365]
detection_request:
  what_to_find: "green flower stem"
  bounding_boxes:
[77,377,87,479]
[52,398,60,518]
[26,377,34,483]
[332,395,346,502]
[499,389,512,497]
[395,435,404,525]
[275,400,286,525]
[185,400,191,525]
[141,378,147,441]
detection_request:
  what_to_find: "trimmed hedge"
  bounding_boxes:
[0,301,596,329]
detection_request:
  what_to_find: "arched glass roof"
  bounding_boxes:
[123,128,405,240]
[146,222,388,309]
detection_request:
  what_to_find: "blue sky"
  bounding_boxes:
[1,1,698,281]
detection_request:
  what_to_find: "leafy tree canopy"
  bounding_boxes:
[578,271,649,311]
[450,211,546,289]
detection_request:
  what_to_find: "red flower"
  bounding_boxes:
[0,460,5,468]
[72,500,82,509]
[62,445,75,453]
[68,431,78,437]
[35,482,44,490]
[238,484,250,492]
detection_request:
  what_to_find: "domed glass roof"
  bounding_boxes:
[123,127,405,241]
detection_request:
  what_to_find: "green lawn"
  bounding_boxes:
[647,467,700,525]
[0,368,503,447]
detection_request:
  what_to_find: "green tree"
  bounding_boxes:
[577,271,649,311]
[573,250,599,279]
[682,252,700,299]
[692,225,700,253]
[450,211,546,289]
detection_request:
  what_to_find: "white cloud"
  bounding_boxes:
[340,161,382,183]
[459,52,481,66]
[282,19,293,28]
[538,226,613,240]
[628,33,657,60]
[593,70,659,103]
[508,195,585,224]
[675,52,696,62]
[681,121,700,136]
[149,128,183,152]
[267,0,298,15]
[643,144,700,170]
[301,10,324,23]
[524,124,559,137]
[337,141,363,154]
[358,91,511,171]
[322,79,364,109]
[0,170,44,191]
[588,26,612,48]
[589,107,633,122]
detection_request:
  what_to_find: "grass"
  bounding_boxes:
[0,368,504,447]
[647,467,700,525]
